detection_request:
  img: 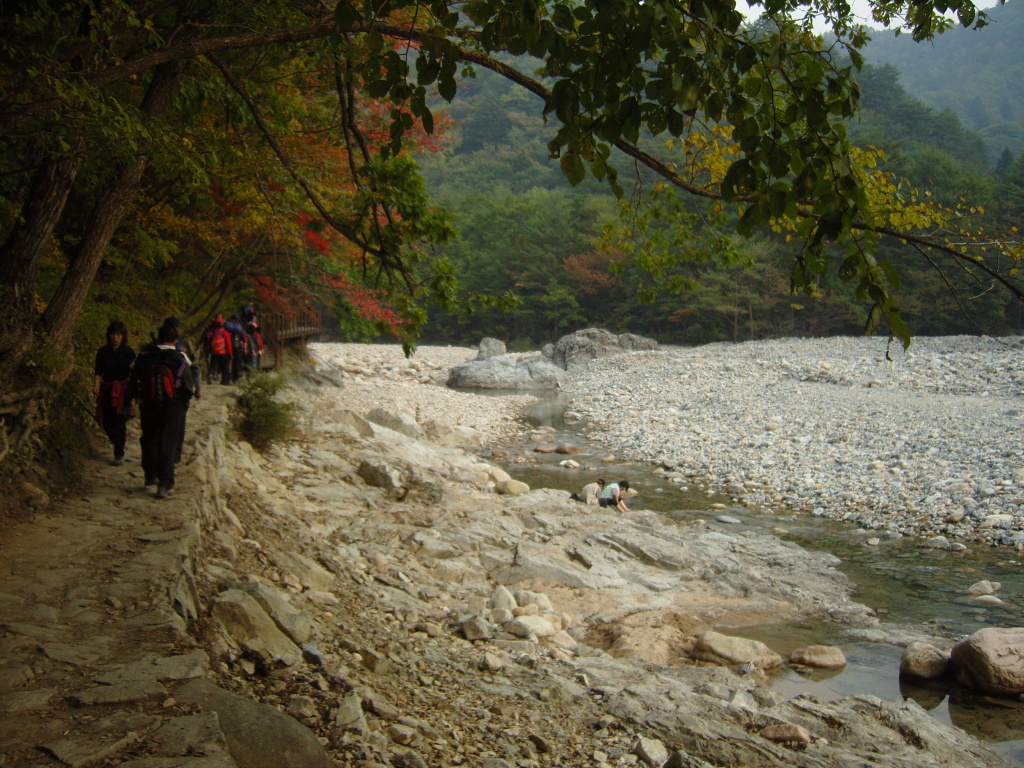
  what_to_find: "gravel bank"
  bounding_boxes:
[307,342,537,444]
[563,336,1024,548]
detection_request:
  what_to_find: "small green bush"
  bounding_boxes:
[236,371,296,448]
[506,337,534,353]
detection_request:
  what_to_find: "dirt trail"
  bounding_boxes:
[0,392,221,766]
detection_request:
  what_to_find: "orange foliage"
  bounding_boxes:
[563,250,621,295]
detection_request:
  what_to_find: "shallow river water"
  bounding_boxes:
[492,392,1024,765]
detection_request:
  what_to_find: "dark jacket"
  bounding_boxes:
[94,344,136,383]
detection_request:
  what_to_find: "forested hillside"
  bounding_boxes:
[862,0,1024,160]
[419,52,1024,347]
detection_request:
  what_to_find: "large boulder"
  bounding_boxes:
[175,679,332,768]
[358,457,407,498]
[366,407,425,439]
[476,337,507,360]
[790,645,846,669]
[900,641,950,680]
[220,581,312,646]
[551,328,658,371]
[950,627,1024,695]
[447,354,565,390]
[211,590,303,668]
[690,630,783,669]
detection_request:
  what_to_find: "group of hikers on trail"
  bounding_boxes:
[570,478,631,512]
[92,306,264,499]
[204,305,264,386]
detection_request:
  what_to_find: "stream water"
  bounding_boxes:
[488,391,1024,765]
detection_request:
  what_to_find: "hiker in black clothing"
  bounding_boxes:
[130,323,198,498]
[224,314,247,383]
[93,320,136,465]
[160,317,202,463]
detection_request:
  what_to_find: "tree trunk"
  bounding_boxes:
[0,147,85,394]
[38,56,189,354]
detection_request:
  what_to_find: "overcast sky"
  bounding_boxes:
[737,0,1001,32]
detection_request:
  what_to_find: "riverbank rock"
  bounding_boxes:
[791,645,847,668]
[477,337,507,359]
[366,407,426,439]
[447,353,566,390]
[211,590,303,667]
[951,627,1024,696]
[760,724,812,744]
[176,679,332,768]
[966,580,1001,596]
[549,328,659,371]
[900,641,950,680]
[690,631,783,669]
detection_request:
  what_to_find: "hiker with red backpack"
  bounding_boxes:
[204,316,233,385]
[129,322,198,498]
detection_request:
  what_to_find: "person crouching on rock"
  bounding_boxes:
[570,478,605,505]
[598,480,630,512]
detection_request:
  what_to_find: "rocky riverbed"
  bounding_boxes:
[563,335,1024,549]
[0,341,1016,768]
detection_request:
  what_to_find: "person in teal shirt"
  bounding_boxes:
[598,480,630,512]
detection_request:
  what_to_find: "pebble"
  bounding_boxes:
[565,336,1024,546]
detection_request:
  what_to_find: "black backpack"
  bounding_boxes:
[137,350,187,405]
[227,324,247,354]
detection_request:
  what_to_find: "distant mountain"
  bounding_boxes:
[861,0,1024,161]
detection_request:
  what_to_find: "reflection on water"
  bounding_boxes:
[499,394,1024,765]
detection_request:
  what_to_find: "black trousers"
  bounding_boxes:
[210,354,231,385]
[139,399,186,489]
[231,350,245,382]
[100,402,129,458]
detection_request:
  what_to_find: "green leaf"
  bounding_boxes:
[888,313,912,350]
[878,259,901,291]
[864,304,884,336]
[437,72,457,102]
[334,2,361,29]
[560,152,586,186]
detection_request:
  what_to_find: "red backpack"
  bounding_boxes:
[208,329,228,355]
[137,350,187,405]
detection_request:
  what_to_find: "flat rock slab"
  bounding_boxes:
[0,687,56,712]
[117,757,238,768]
[95,651,209,685]
[68,678,167,707]
[175,678,332,768]
[41,641,107,666]
[39,731,139,767]
[149,712,230,757]
[269,550,335,592]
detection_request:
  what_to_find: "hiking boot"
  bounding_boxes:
[112,454,125,466]
[144,476,158,487]
[155,486,172,499]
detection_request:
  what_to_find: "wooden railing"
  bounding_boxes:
[259,310,323,368]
